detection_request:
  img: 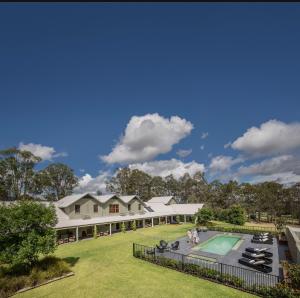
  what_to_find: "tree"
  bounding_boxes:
[38,163,78,201]
[131,220,137,231]
[121,222,126,233]
[0,148,41,200]
[93,225,98,239]
[227,205,246,225]
[0,200,57,267]
[195,207,214,226]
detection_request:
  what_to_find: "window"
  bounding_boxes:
[138,204,141,211]
[109,204,119,213]
[75,204,80,213]
[94,204,98,213]
[128,204,131,211]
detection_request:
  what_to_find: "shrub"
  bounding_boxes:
[121,222,126,233]
[131,220,137,231]
[0,201,57,267]
[227,205,246,225]
[176,215,180,223]
[195,208,214,225]
[93,225,97,239]
[0,256,71,298]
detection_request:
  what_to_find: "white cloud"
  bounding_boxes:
[79,169,86,173]
[18,142,67,161]
[74,172,110,194]
[176,149,192,158]
[251,172,300,185]
[201,132,209,139]
[129,159,205,179]
[224,142,231,149]
[231,120,300,157]
[200,145,205,150]
[101,113,193,164]
[209,155,244,173]
[238,155,300,176]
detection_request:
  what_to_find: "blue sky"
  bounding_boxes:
[1,4,300,192]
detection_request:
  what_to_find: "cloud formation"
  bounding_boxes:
[201,132,209,139]
[74,172,110,194]
[251,172,300,185]
[231,120,300,157]
[176,149,192,158]
[18,142,67,161]
[101,114,193,164]
[129,159,205,179]
[238,155,300,176]
[209,155,244,173]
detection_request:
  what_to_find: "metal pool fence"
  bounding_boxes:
[133,243,282,296]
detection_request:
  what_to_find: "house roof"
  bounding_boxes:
[57,193,96,208]
[57,194,142,208]
[147,196,176,204]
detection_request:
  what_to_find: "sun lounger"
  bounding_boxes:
[242,252,272,264]
[251,238,273,244]
[238,258,272,273]
[245,247,273,257]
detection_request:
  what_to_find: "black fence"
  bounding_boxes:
[133,243,282,296]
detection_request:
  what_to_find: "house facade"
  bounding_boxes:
[51,193,203,243]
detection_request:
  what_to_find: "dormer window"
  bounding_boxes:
[128,204,131,211]
[138,204,141,211]
[75,204,80,213]
[94,204,98,213]
[109,204,119,213]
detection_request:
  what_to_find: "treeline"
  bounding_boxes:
[1,148,299,223]
[0,148,78,201]
[106,168,300,223]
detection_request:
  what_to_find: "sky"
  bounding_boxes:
[1,3,300,193]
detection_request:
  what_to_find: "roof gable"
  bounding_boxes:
[147,196,176,204]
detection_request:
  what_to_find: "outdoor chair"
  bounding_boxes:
[69,236,76,242]
[171,241,180,250]
[58,238,64,245]
[160,240,168,249]
[242,252,272,264]
[156,245,165,253]
[245,247,273,257]
[238,258,272,273]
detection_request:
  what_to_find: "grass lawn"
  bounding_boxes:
[17,224,256,298]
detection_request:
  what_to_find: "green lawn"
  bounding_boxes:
[17,224,256,298]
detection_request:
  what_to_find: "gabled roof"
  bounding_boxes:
[147,196,176,204]
[119,195,146,205]
[57,193,95,208]
[94,195,118,204]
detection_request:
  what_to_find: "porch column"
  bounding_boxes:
[143,219,145,227]
[165,216,168,224]
[151,218,154,227]
[76,226,79,242]
[184,215,186,223]
[158,217,161,224]
[109,223,112,235]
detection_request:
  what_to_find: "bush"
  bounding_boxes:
[131,220,137,231]
[0,200,57,267]
[195,208,214,225]
[121,222,126,233]
[0,256,71,298]
[227,205,246,225]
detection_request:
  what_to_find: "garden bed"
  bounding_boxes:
[0,256,73,298]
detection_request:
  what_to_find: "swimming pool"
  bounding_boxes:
[193,234,241,255]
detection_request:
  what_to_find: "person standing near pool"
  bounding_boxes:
[187,229,192,243]
[192,229,199,245]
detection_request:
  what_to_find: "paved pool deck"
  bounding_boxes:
[155,230,283,286]
[172,230,280,276]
